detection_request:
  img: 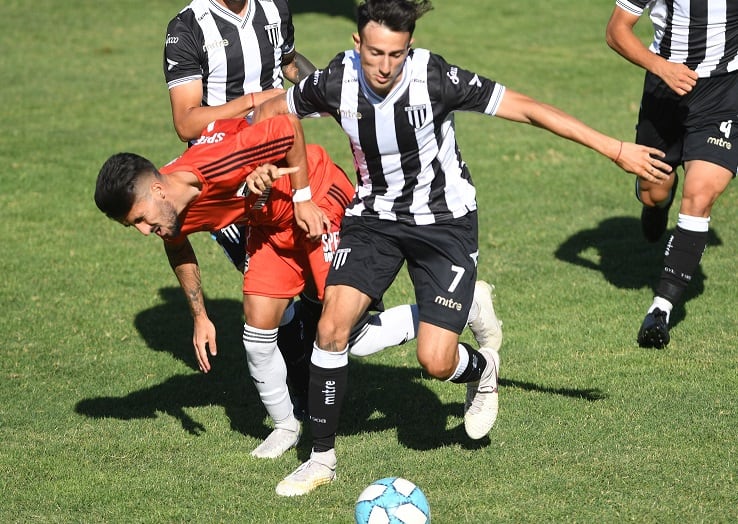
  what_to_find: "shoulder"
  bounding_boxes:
[268,0,292,17]
[166,2,201,35]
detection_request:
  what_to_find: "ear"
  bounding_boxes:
[150,180,165,199]
[408,37,414,50]
[352,32,361,51]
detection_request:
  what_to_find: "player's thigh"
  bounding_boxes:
[244,228,306,299]
[405,213,478,336]
[325,216,406,301]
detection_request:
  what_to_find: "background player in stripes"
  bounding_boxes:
[606,0,738,348]
[94,115,420,459]
[163,0,320,412]
[255,0,672,496]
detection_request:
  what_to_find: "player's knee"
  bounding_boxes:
[417,350,455,380]
[316,317,352,351]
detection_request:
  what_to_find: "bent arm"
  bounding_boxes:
[605,6,697,95]
[169,80,284,142]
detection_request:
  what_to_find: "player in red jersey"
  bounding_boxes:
[95,114,419,459]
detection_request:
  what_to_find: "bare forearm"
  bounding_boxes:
[282,52,316,85]
[173,97,256,142]
[526,102,621,161]
[164,241,206,318]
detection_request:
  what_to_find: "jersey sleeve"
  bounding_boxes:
[428,52,506,117]
[286,53,345,117]
[163,13,205,89]
[274,0,296,58]
[615,0,647,16]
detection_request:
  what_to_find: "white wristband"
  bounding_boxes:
[292,186,312,203]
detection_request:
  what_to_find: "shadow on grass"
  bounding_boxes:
[554,216,722,329]
[291,0,356,21]
[75,287,604,451]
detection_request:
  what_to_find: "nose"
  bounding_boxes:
[134,223,153,236]
[379,56,391,75]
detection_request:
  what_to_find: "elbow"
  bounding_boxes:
[604,23,621,52]
[173,122,199,143]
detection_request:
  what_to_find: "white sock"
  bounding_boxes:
[242,324,293,425]
[349,304,419,357]
[648,297,674,323]
[311,344,349,368]
[446,344,469,382]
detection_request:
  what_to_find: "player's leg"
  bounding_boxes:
[348,278,502,358]
[638,160,733,348]
[243,294,301,458]
[276,216,402,497]
[634,72,683,243]
[638,73,738,348]
[276,284,373,497]
[242,229,310,458]
[407,212,499,440]
[277,290,322,420]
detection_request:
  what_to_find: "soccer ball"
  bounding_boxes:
[354,477,431,524]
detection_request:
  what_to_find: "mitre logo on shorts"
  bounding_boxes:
[434,295,463,311]
[331,247,351,270]
[708,120,734,150]
[405,104,428,129]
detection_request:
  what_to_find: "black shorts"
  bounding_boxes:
[327,213,479,334]
[636,71,738,176]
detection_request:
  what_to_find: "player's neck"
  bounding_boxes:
[168,170,202,209]
[217,0,247,16]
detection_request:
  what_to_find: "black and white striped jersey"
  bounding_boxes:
[164,0,295,106]
[287,48,506,225]
[617,0,738,77]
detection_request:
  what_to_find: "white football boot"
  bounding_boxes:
[468,281,503,351]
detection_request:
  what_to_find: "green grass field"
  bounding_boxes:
[2,0,737,522]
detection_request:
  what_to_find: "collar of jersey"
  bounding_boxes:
[357,58,411,107]
[207,0,251,26]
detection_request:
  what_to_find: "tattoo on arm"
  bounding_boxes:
[283,52,316,84]
[164,240,206,318]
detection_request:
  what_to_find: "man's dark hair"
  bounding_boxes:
[356,0,433,36]
[95,152,157,221]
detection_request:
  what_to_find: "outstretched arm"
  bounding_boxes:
[494,88,672,182]
[605,6,697,96]
[163,238,217,373]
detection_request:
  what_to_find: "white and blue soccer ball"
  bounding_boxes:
[354,477,431,524]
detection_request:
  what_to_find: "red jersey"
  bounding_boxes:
[159,115,348,241]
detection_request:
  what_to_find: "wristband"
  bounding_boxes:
[292,186,312,203]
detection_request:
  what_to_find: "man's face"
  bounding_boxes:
[354,21,412,96]
[122,185,182,239]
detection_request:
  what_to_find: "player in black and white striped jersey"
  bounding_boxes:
[256,0,670,497]
[606,1,738,348]
[162,0,325,433]
[164,0,315,271]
